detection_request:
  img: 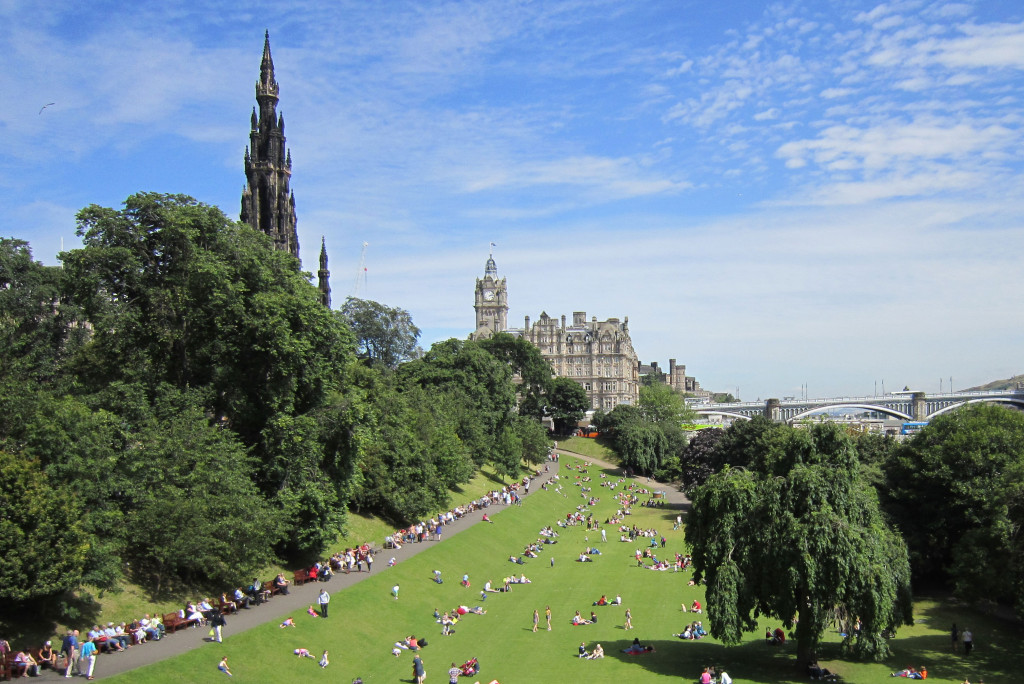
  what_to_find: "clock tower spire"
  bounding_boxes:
[472,245,507,339]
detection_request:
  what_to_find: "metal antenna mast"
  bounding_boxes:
[352,241,368,297]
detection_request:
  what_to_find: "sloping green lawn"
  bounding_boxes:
[104,457,1022,683]
[558,436,618,462]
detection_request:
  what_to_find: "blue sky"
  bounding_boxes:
[2,0,1023,400]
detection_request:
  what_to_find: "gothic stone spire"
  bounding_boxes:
[318,236,332,309]
[241,31,299,260]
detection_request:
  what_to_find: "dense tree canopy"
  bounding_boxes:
[547,376,589,434]
[884,404,1024,609]
[341,296,421,369]
[0,451,89,601]
[478,332,553,419]
[63,193,354,446]
[687,422,913,665]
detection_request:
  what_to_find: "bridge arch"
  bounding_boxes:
[786,403,913,423]
[927,397,1024,419]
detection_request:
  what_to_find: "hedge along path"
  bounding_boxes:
[100,455,707,684]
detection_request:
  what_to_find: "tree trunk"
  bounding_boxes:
[795,601,815,668]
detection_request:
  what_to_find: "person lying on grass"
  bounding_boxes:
[622,638,655,654]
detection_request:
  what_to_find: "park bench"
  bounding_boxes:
[264,580,283,598]
[1,652,26,679]
[163,612,197,633]
[217,598,238,615]
[293,568,312,585]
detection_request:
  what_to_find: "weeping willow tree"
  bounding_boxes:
[686,422,913,666]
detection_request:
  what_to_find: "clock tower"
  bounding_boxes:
[472,251,508,339]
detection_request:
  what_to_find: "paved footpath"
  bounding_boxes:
[40,451,686,680]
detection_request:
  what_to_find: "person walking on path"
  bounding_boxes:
[212,610,226,643]
[962,627,973,656]
[533,609,539,632]
[79,637,97,680]
[366,551,374,572]
[546,606,552,631]
[218,656,232,676]
[61,630,79,679]
[318,588,330,618]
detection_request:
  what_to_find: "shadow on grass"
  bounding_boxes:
[0,591,102,648]
[596,637,805,681]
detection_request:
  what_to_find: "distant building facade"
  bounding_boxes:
[471,256,640,410]
[638,359,710,400]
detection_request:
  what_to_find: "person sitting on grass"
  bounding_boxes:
[890,666,924,679]
[587,643,605,659]
[307,605,319,617]
[690,600,702,613]
[593,595,608,606]
[807,660,837,680]
[578,553,593,562]
[295,648,316,658]
[578,642,589,658]
[461,658,480,676]
[572,611,591,625]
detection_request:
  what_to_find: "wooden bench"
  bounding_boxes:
[2,652,26,680]
[263,581,283,598]
[217,598,238,615]
[163,612,197,633]
[293,569,312,585]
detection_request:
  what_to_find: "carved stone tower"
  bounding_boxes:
[318,236,332,308]
[241,31,299,259]
[472,249,508,339]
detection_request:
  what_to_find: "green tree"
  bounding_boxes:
[638,382,695,424]
[547,376,589,434]
[593,404,642,434]
[0,238,87,386]
[121,389,283,593]
[884,404,1024,607]
[62,193,353,446]
[677,427,726,493]
[687,423,913,665]
[0,451,90,601]
[478,332,553,419]
[398,339,516,465]
[616,421,666,475]
[340,297,421,370]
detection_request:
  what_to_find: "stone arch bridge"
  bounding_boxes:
[693,389,1024,424]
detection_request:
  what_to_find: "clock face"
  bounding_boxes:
[483,289,495,301]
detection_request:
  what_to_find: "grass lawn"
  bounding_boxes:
[103,457,1021,684]
[559,436,618,462]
